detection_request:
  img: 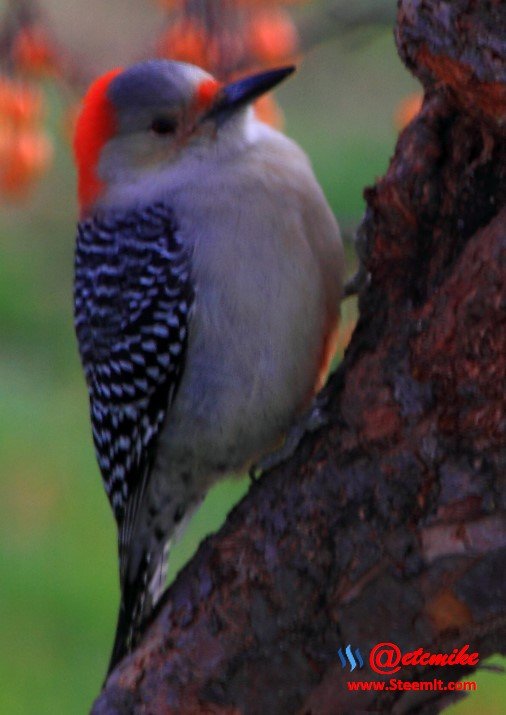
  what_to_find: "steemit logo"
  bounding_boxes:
[338,645,364,672]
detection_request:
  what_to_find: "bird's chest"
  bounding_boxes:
[156,197,324,477]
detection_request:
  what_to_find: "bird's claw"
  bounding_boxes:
[344,216,371,298]
[248,395,329,481]
[344,264,370,297]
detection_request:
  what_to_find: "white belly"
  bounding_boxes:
[111,118,344,486]
[158,205,326,480]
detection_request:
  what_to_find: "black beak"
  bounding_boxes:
[205,66,295,124]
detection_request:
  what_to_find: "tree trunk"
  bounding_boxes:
[93,1,506,713]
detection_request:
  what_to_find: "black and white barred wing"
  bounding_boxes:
[74,203,193,564]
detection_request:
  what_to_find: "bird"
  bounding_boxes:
[72,59,344,676]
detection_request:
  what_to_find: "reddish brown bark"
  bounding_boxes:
[93,1,506,713]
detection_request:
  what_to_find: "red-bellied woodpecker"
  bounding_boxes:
[73,59,344,675]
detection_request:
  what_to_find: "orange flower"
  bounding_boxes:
[154,0,181,8]
[0,127,53,199]
[0,78,43,127]
[156,20,209,68]
[249,9,298,65]
[12,26,59,77]
[0,76,52,199]
[394,92,423,131]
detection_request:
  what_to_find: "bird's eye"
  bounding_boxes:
[150,116,178,135]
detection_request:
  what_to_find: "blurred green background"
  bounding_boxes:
[0,2,503,712]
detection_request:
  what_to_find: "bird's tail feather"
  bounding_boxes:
[105,495,203,679]
[106,543,168,677]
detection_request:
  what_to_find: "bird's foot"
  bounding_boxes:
[343,217,371,298]
[344,264,369,297]
[249,395,329,481]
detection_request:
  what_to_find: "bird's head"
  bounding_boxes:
[73,59,294,212]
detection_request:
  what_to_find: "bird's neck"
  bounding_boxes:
[94,111,282,214]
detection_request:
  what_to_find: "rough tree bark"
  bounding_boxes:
[93,1,506,713]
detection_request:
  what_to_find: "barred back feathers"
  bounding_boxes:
[74,203,193,523]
